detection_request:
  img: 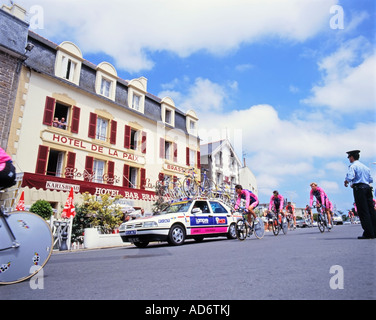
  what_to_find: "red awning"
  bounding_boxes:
[21,172,157,202]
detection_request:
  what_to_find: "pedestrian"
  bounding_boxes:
[59,117,67,129]
[344,150,376,239]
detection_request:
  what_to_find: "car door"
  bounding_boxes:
[209,201,230,234]
[189,200,212,235]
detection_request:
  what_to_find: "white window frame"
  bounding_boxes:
[96,117,108,141]
[93,159,105,184]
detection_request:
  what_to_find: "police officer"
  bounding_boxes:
[344,150,376,239]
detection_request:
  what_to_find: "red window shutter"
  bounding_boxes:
[141,131,147,154]
[110,120,117,145]
[124,125,131,149]
[43,96,55,126]
[71,106,80,134]
[88,113,97,138]
[173,143,177,162]
[186,147,190,166]
[84,156,94,182]
[140,168,146,190]
[107,161,115,185]
[197,151,201,169]
[123,164,130,187]
[160,138,165,159]
[65,152,76,179]
[35,145,49,174]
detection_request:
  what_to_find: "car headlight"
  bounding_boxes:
[143,221,158,228]
[119,224,126,231]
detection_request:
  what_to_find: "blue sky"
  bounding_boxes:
[10,0,376,212]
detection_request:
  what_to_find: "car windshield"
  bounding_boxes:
[156,201,192,215]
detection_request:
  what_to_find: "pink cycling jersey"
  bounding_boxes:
[309,186,328,207]
[269,194,284,211]
[0,148,11,171]
[235,189,259,210]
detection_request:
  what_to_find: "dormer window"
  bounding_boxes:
[161,97,176,127]
[186,109,199,136]
[132,94,141,111]
[128,77,147,114]
[55,41,83,85]
[95,62,118,101]
[100,77,112,98]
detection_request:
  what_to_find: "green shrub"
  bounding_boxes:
[30,199,53,220]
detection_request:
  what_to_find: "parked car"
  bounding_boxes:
[119,199,239,248]
[332,213,343,225]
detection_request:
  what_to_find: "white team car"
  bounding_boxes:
[119,199,238,248]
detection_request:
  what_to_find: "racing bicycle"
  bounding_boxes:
[270,207,288,236]
[0,206,53,285]
[313,201,332,233]
[235,207,265,241]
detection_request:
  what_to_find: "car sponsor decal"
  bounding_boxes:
[191,227,228,235]
[190,216,227,226]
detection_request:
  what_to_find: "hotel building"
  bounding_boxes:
[0,5,200,213]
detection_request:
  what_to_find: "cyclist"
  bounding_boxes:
[305,205,314,225]
[0,147,16,189]
[234,184,259,226]
[285,201,296,229]
[309,182,332,228]
[268,190,284,217]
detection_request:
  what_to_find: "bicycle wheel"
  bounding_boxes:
[0,211,53,285]
[182,177,199,197]
[272,218,280,236]
[235,219,248,241]
[254,218,265,239]
[282,218,288,235]
[317,214,325,233]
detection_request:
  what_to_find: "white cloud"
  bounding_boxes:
[194,100,376,195]
[20,0,338,72]
[159,77,233,113]
[303,37,376,112]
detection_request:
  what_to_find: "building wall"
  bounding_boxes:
[1,6,201,214]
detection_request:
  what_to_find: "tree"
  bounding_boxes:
[30,199,53,220]
[81,192,124,234]
[71,203,91,244]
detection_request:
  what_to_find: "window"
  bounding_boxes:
[165,141,172,160]
[124,125,147,153]
[128,77,147,114]
[132,94,141,111]
[129,167,138,189]
[215,152,223,167]
[96,117,108,141]
[186,147,198,167]
[190,149,196,167]
[190,120,195,132]
[62,57,77,82]
[209,201,227,214]
[42,96,81,133]
[93,159,105,183]
[46,149,65,177]
[54,41,82,85]
[165,109,172,125]
[130,129,138,150]
[123,164,143,189]
[88,113,117,144]
[100,78,111,98]
[95,62,117,101]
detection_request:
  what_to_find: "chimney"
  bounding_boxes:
[2,3,27,21]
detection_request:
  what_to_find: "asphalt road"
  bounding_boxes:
[1,224,375,300]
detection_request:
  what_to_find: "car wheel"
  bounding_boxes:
[133,241,149,248]
[227,223,237,239]
[168,224,186,246]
